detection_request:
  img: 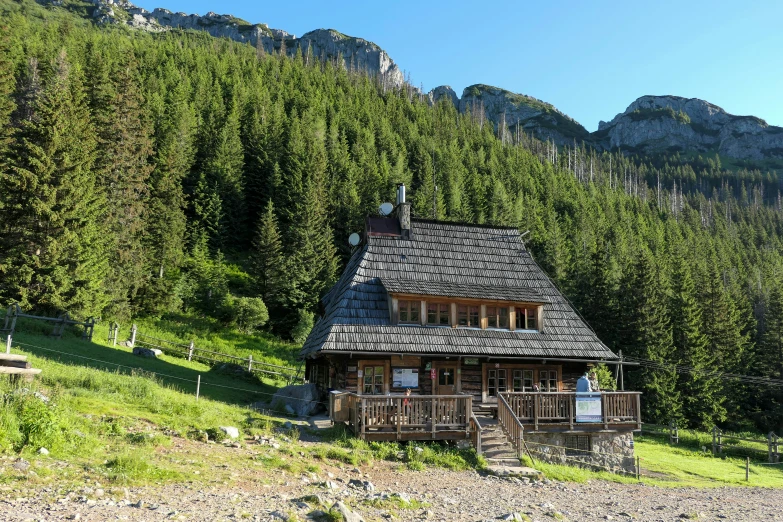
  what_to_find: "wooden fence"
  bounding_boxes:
[127,324,303,384]
[2,303,95,342]
[642,421,780,463]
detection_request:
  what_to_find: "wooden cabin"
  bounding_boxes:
[301,185,640,471]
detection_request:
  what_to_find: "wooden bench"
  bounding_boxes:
[0,353,42,383]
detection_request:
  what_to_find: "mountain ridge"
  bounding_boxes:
[48,0,783,165]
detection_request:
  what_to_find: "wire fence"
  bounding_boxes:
[121,323,303,385]
[10,339,326,408]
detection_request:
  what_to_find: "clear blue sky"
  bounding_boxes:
[133,0,783,131]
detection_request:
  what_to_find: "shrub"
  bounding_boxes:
[232,297,269,334]
[291,309,314,343]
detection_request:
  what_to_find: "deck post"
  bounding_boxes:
[568,394,574,430]
[397,397,402,440]
[602,393,608,430]
[361,398,366,439]
[635,393,642,430]
[533,394,539,431]
[431,397,436,437]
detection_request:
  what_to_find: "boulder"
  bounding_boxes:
[331,501,364,522]
[132,347,162,358]
[219,426,240,439]
[271,383,321,417]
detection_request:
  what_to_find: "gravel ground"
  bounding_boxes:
[3,461,783,522]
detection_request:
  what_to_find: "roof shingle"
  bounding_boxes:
[300,219,617,360]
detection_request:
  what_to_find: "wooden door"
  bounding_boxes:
[434,363,458,395]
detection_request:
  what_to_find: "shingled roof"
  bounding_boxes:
[300,219,617,360]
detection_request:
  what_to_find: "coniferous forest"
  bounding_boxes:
[1,0,783,434]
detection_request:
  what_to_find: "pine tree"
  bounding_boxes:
[251,200,283,304]
[0,24,15,160]
[671,258,725,429]
[0,50,108,316]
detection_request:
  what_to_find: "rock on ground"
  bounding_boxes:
[270,383,321,417]
[132,347,162,358]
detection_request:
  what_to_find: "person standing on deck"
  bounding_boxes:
[576,372,591,392]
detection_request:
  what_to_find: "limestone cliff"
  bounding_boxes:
[63,0,404,87]
[429,84,590,146]
[595,95,783,161]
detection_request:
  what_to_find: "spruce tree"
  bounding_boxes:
[671,258,725,429]
[251,200,283,305]
[756,284,783,433]
[140,80,195,315]
[619,253,682,424]
[89,54,154,318]
[0,50,108,316]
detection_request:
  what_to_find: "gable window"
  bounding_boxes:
[362,366,385,395]
[399,300,420,324]
[512,369,534,392]
[457,305,480,327]
[515,307,539,331]
[427,302,450,326]
[486,306,509,329]
[539,369,558,392]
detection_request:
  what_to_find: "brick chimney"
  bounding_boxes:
[396,183,412,240]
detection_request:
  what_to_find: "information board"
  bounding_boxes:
[575,393,603,423]
[392,368,419,388]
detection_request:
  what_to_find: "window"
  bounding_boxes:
[488,369,507,397]
[539,369,558,392]
[565,435,591,456]
[499,307,509,328]
[427,302,450,326]
[512,369,534,392]
[438,368,455,386]
[487,306,510,329]
[515,307,539,330]
[399,300,420,324]
[457,305,480,327]
[486,306,497,328]
[362,366,385,395]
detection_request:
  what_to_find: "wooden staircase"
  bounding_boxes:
[475,415,540,478]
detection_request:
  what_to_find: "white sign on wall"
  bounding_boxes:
[392,368,419,388]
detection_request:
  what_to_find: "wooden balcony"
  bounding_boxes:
[500,391,642,432]
[336,393,478,442]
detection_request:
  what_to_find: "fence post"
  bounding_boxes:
[5,333,10,354]
[718,428,723,455]
[712,426,717,455]
[248,354,253,372]
[635,455,640,481]
[187,341,194,361]
[88,318,95,341]
[130,324,137,348]
[618,350,624,391]
[746,456,750,481]
[196,375,201,401]
[769,432,774,463]
[113,323,119,346]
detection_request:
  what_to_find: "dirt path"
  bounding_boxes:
[3,460,782,522]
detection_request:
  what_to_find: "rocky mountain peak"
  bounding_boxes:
[596,94,781,161]
[63,0,403,87]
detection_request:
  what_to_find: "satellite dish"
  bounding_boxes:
[379,202,394,216]
[348,233,361,246]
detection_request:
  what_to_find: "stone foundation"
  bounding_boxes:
[524,431,635,474]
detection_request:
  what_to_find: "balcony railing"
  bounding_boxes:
[499,391,642,431]
[340,393,475,441]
